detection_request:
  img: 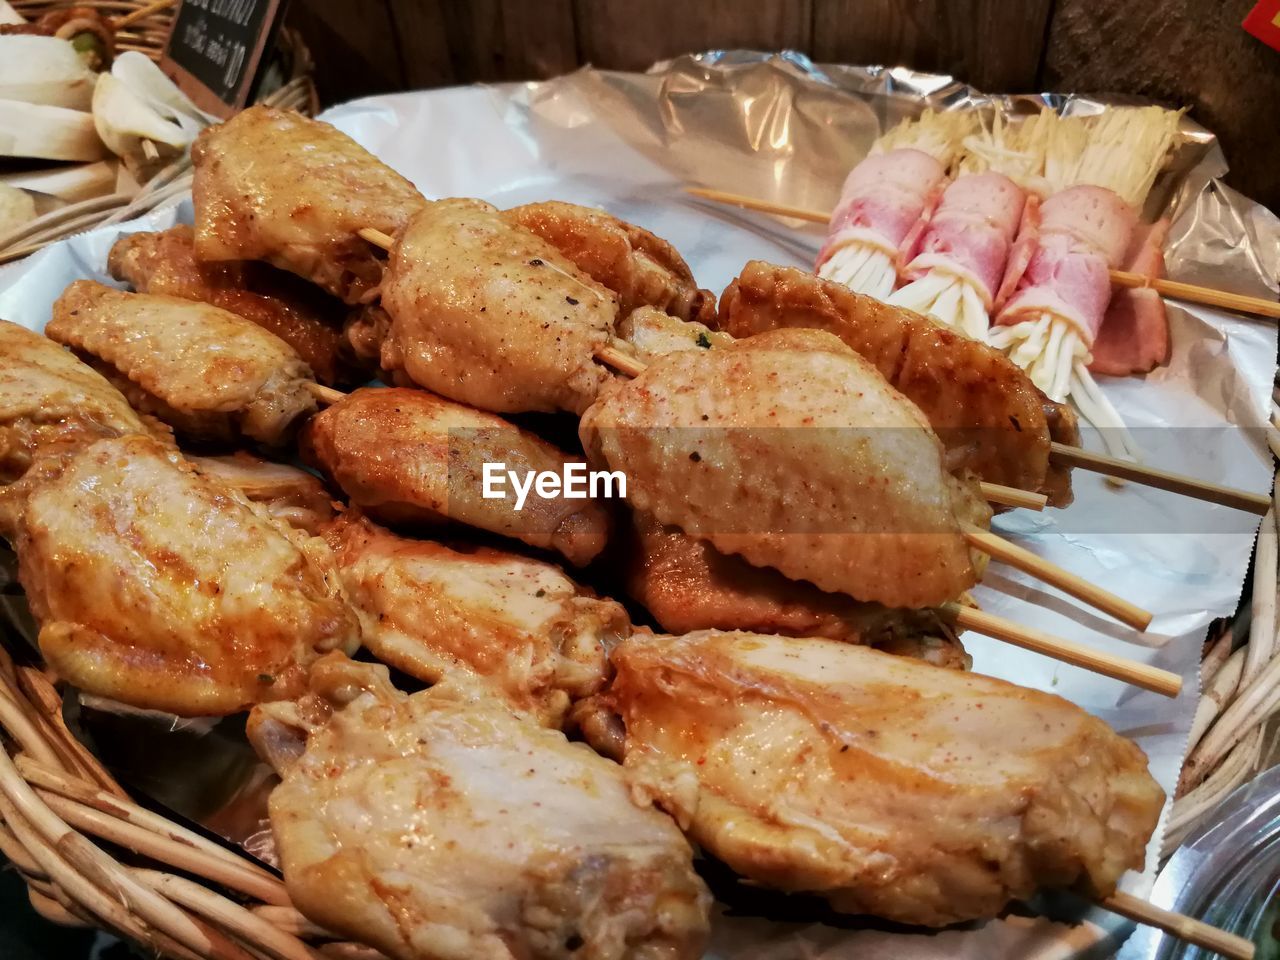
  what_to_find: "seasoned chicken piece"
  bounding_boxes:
[326,514,626,727]
[191,106,425,304]
[108,226,362,386]
[248,654,711,960]
[617,306,732,364]
[718,261,1080,506]
[577,630,1164,927]
[625,512,969,670]
[504,201,717,323]
[46,280,317,446]
[0,320,149,489]
[189,453,335,535]
[379,198,617,415]
[9,434,359,716]
[581,329,991,608]
[302,387,609,566]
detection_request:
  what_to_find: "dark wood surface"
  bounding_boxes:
[289,0,1280,212]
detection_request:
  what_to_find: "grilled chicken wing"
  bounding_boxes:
[189,452,335,535]
[616,307,731,364]
[577,630,1163,927]
[326,514,625,726]
[248,654,711,960]
[504,201,716,323]
[47,280,317,446]
[0,319,149,489]
[625,512,969,669]
[379,198,617,415]
[581,329,990,608]
[302,387,609,566]
[108,226,362,386]
[191,106,425,304]
[718,261,1080,506]
[9,434,359,716]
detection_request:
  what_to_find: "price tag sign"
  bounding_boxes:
[159,0,286,116]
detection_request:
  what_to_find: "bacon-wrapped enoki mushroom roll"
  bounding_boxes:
[887,172,1029,341]
[816,111,974,299]
[988,185,1138,455]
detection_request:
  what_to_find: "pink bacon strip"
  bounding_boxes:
[899,171,1027,309]
[995,185,1137,344]
[817,149,946,270]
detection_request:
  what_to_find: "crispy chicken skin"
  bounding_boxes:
[325,514,626,727]
[379,198,617,415]
[302,387,609,566]
[503,201,717,324]
[718,261,1080,506]
[0,320,149,489]
[191,106,425,304]
[189,453,336,535]
[46,280,317,446]
[624,512,969,670]
[248,655,711,960]
[108,226,361,386]
[10,435,359,716]
[581,329,991,608]
[577,630,1164,927]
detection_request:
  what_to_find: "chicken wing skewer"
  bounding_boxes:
[579,332,1172,691]
[108,226,366,387]
[574,629,1164,927]
[46,280,318,446]
[324,513,628,727]
[586,330,1152,622]
[248,654,711,960]
[302,387,610,567]
[2,433,359,716]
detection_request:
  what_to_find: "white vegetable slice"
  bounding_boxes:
[0,36,96,110]
[0,98,105,161]
[92,72,194,161]
[112,52,210,136]
[0,183,36,236]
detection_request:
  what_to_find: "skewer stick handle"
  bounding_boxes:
[1111,270,1280,321]
[979,483,1047,511]
[1102,891,1255,960]
[357,227,395,251]
[945,604,1181,697]
[685,187,829,224]
[305,382,346,406]
[962,524,1152,630]
[1049,442,1271,516]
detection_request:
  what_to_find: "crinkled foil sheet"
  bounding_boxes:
[0,51,1277,959]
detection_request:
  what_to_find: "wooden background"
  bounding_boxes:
[287,0,1280,212]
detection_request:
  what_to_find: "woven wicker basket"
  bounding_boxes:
[0,0,317,265]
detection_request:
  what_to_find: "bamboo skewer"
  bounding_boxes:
[942,605,1178,697]
[960,523,1152,630]
[686,186,1280,322]
[1103,891,1255,960]
[1049,442,1272,516]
